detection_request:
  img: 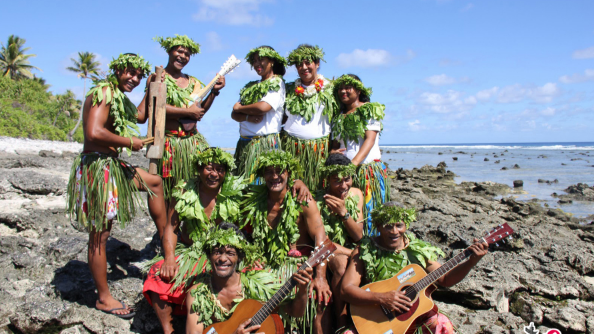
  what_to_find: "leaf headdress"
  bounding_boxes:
[320,163,357,180]
[108,53,151,77]
[245,47,287,68]
[194,147,236,171]
[371,203,417,229]
[254,150,303,180]
[333,75,373,100]
[154,34,200,55]
[203,226,261,268]
[287,45,325,66]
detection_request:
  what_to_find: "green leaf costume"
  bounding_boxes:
[285,75,337,123]
[315,190,360,247]
[331,102,386,147]
[239,75,283,106]
[359,235,445,283]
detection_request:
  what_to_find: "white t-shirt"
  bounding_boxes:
[284,84,331,140]
[239,80,286,137]
[336,118,382,164]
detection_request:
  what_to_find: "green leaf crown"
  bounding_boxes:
[287,45,325,66]
[245,47,287,68]
[108,54,151,78]
[320,163,357,180]
[371,203,417,229]
[194,147,236,171]
[333,75,373,99]
[254,150,303,179]
[203,226,261,267]
[154,35,200,55]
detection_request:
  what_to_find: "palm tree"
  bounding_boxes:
[66,52,100,141]
[53,90,79,126]
[0,35,41,79]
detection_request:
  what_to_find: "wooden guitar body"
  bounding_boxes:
[203,299,283,334]
[350,264,436,334]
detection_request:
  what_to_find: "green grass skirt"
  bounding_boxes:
[66,152,148,232]
[281,133,329,191]
[233,133,280,184]
[158,132,209,200]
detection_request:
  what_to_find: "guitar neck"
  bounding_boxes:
[249,263,306,326]
[192,74,220,102]
[409,248,473,294]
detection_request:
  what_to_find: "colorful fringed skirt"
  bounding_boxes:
[158,129,209,200]
[281,132,329,191]
[354,160,391,235]
[234,132,280,184]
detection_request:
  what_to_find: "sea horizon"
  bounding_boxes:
[381,141,594,150]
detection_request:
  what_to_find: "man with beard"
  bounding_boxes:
[340,202,489,334]
[66,53,167,318]
[185,223,313,334]
[315,153,364,331]
[240,150,331,333]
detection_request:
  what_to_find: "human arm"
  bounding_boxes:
[84,89,143,151]
[350,130,378,166]
[282,267,314,317]
[291,179,314,203]
[199,76,225,113]
[301,203,332,305]
[323,189,364,242]
[340,248,412,313]
[232,101,272,116]
[231,111,263,123]
[329,139,346,155]
[433,238,489,287]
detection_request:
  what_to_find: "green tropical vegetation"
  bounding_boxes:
[66,51,100,140]
[0,35,84,141]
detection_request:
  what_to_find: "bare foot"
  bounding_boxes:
[96,296,133,316]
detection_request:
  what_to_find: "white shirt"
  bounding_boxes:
[239,80,286,137]
[284,84,331,140]
[336,118,382,164]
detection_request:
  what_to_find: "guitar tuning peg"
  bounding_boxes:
[320,262,326,267]
[508,237,513,241]
[495,243,499,247]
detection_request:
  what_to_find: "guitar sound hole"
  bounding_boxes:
[402,286,417,302]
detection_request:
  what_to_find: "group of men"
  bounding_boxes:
[66,35,489,334]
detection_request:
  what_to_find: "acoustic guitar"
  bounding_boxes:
[350,223,514,334]
[204,238,337,334]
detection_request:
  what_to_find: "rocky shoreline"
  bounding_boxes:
[0,150,592,333]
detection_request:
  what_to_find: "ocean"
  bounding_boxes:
[380,142,594,219]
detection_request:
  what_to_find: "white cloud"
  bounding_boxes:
[336,49,415,68]
[204,31,224,51]
[475,87,499,101]
[424,74,469,86]
[572,46,594,59]
[559,69,594,83]
[540,107,556,116]
[418,90,476,113]
[408,120,424,131]
[193,0,274,26]
[474,83,561,104]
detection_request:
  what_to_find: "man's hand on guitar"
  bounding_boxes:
[159,258,179,282]
[468,238,489,262]
[213,75,226,92]
[377,290,412,313]
[188,103,205,121]
[232,318,263,334]
[293,266,314,293]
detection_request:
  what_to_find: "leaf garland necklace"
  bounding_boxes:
[239,75,283,105]
[285,74,338,122]
[315,190,360,246]
[190,269,280,327]
[240,185,302,267]
[164,73,205,108]
[359,234,445,283]
[86,75,140,155]
[173,175,247,242]
[332,102,386,147]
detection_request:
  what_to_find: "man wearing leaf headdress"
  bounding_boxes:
[315,153,364,331]
[184,223,313,333]
[240,150,331,333]
[66,53,167,318]
[148,35,226,203]
[340,202,489,334]
[283,44,338,191]
[142,147,244,334]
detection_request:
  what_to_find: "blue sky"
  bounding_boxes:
[2,0,593,146]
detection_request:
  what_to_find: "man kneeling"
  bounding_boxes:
[340,202,489,334]
[185,223,313,334]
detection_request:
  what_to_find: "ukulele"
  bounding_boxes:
[204,238,337,334]
[350,223,514,334]
[179,54,242,131]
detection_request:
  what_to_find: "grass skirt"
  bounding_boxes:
[353,160,390,235]
[233,133,280,184]
[66,152,148,232]
[158,131,209,200]
[281,133,329,191]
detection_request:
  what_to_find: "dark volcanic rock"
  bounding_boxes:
[8,170,66,195]
[513,180,524,188]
